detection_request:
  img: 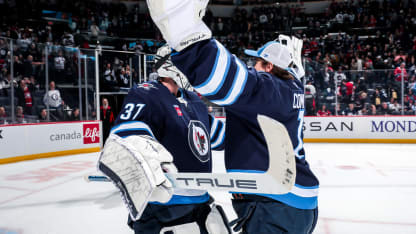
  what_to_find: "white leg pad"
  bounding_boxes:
[160,222,200,234]
[206,205,231,234]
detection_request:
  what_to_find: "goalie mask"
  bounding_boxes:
[155,45,192,91]
[244,35,305,79]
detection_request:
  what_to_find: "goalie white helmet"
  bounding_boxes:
[244,35,305,79]
[155,45,192,90]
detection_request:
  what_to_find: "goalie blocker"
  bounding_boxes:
[98,134,177,221]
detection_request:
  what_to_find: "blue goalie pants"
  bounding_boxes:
[128,197,214,234]
[231,194,318,234]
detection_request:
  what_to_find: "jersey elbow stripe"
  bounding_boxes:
[211,56,248,106]
[110,121,155,138]
[194,40,230,96]
[210,117,221,141]
[211,121,225,148]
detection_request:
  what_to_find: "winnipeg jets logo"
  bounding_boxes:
[138,83,155,90]
[188,120,211,162]
[196,131,206,152]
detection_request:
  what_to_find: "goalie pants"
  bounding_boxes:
[128,197,215,234]
[231,194,318,234]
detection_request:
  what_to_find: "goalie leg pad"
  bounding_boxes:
[205,204,232,234]
[98,135,158,221]
[156,203,231,234]
[160,223,200,234]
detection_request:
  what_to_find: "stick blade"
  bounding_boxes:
[257,114,296,194]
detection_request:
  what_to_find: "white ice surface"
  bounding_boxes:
[1,143,416,234]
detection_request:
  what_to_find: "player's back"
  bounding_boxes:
[112,81,212,173]
[223,71,305,171]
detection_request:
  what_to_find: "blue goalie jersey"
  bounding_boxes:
[172,39,319,210]
[110,81,225,205]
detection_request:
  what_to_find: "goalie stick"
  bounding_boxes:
[88,115,296,195]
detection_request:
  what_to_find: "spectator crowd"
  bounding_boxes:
[1,0,416,125]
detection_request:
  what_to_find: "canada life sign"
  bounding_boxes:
[0,121,102,161]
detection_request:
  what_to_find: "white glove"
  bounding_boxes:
[147,0,212,51]
[290,36,305,78]
[278,35,305,79]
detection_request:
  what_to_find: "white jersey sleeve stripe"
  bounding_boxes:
[211,56,248,106]
[210,117,219,141]
[211,120,225,148]
[110,121,155,138]
[194,40,230,96]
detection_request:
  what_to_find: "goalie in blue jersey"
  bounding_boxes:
[146,0,319,233]
[98,45,230,234]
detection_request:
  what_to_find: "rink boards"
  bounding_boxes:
[1,116,415,164]
[0,121,102,164]
[303,116,416,143]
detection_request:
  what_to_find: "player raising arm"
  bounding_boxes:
[98,45,229,234]
[146,0,319,233]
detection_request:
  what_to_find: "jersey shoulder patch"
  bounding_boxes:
[137,81,159,91]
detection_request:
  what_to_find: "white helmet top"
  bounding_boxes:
[244,34,305,79]
[155,45,192,91]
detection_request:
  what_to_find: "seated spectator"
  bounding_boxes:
[69,107,80,121]
[0,106,7,124]
[377,102,392,115]
[38,108,48,122]
[372,88,384,109]
[16,78,35,115]
[15,106,26,124]
[389,99,401,114]
[354,91,367,113]
[342,103,357,116]
[317,104,331,116]
[62,31,75,47]
[407,99,416,114]
[43,81,65,120]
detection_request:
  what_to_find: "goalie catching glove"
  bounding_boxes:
[146,0,212,51]
[97,134,177,220]
[278,35,305,78]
